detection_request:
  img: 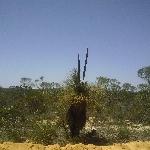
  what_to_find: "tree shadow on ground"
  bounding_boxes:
[81,129,110,146]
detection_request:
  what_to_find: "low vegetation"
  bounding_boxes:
[0,66,150,145]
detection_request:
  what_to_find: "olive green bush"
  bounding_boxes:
[117,126,131,142]
[28,121,57,145]
[0,67,150,144]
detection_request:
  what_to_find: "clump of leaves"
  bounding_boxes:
[117,126,130,142]
[29,121,57,145]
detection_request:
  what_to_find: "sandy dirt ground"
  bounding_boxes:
[0,141,150,150]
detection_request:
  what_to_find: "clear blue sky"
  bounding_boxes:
[0,0,150,87]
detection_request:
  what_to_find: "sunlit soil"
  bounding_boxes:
[0,141,150,150]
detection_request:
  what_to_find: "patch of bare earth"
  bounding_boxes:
[0,141,150,150]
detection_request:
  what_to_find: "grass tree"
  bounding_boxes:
[66,49,89,137]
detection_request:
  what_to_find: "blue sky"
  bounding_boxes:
[0,0,150,87]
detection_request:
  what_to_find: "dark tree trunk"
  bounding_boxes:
[67,100,86,137]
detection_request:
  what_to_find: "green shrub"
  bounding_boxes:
[142,129,150,140]
[28,121,57,145]
[117,126,130,142]
[4,129,23,142]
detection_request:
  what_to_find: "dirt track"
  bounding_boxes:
[0,141,150,150]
